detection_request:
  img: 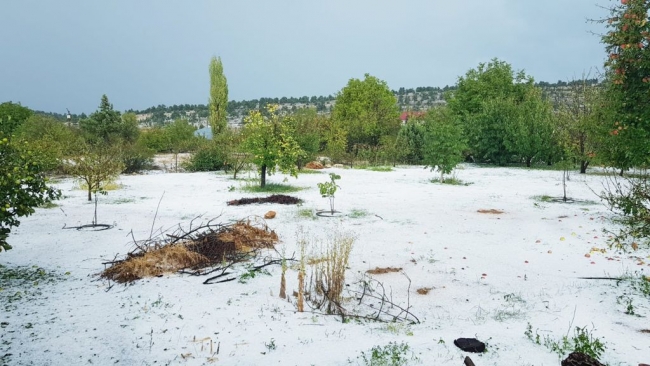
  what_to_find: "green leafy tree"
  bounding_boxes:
[396,119,426,164]
[65,142,124,202]
[447,59,535,164]
[332,74,401,152]
[120,112,140,144]
[14,115,79,173]
[242,105,303,187]
[209,56,228,135]
[596,0,650,250]
[287,108,323,169]
[422,107,466,181]
[1,133,60,252]
[0,102,33,135]
[555,78,604,173]
[503,87,556,167]
[600,0,650,170]
[165,119,198,172]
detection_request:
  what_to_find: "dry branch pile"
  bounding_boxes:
[227,194,301,206]
[101,216,278,284]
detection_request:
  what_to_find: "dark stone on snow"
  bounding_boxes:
[561,352,605,366]
[453,338,485,353]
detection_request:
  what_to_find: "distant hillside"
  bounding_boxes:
[35,79,600,127]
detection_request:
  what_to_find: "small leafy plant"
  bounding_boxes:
[317,173,341,215]
[353,342,419,366]
[525,322,606,360]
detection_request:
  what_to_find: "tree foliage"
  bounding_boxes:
[503,88,556,167]
[0,102,33,136]
[422,107,466,181]
[287,108,323,169]
[554,78,604,173]
[447,59,554,166]
[80,95,128,143]
[209,56,228,135]
[65,142,124,202]
[332,74,401,151]
[1,132,60,252]
[601,0,650,169]
[242,105,303,187]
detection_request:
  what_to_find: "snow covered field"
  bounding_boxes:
[2,164,648,366]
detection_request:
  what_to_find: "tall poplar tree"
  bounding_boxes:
[209,56,228,135]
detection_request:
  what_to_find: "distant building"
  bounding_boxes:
[400,111,426,124]
[194,126,212,140]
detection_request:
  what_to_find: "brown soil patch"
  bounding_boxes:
[477,209,504,214]
[227,194,301,206]
[366,267,402,274]
[416,287,432,295]
[101,219,278,283]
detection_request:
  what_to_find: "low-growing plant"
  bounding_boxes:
[318,173,341,215]
[349,209,369,218]
[429,177,471,186]
[354,342,419,366]
[240,183,304,193]
[525,322,606,360]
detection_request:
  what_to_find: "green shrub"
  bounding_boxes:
[184,140,228,172]
[121,142,155,173]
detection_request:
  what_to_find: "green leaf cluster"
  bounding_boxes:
[422,107,466,180]
[1,133,61,252]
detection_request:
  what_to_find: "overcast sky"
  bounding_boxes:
[1,1,607,114]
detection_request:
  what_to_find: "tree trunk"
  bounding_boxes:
[261,164,267,187]
[526,157,532,167]
[620,167,624,177]
[87,187,92,202]
[580,160,589,174]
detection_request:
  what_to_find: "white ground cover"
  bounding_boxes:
[1,164,648,366]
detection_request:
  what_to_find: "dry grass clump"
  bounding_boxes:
[477,209,504,214]
[416,287,432,295]
[217,221,278,251]
[312,229,356,314]
[366,267,402,275]
[102,245,208,283]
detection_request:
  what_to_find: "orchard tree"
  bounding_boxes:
[1,133,60,252]
[0,102,33,135]
[601,0,650,169]
[422,107,466,182]
[396,118,427,164]
[14,115,79,173]
[65,142,124,202]
[446,59,535,164]
[165,119,198,172]
[242,105,303,187]
[555,78,603,173]
[287,108,325,169]
[332,74,401,152]
[504,87,556,167]
[209,56,228,135]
